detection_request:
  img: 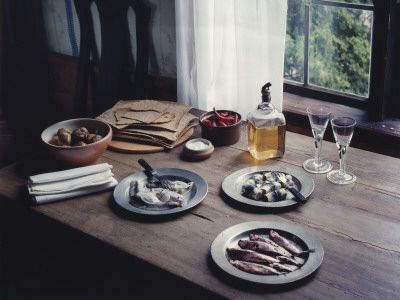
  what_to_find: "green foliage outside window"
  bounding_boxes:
[284,0,374,97]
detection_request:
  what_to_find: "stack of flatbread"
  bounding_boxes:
[96,100,197,149]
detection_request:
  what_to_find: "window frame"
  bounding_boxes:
[284,0,398,121]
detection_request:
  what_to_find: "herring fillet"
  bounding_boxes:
[268,262,296,272]
[146,180,193,195]
[269,229,311,256]
[151,188,187,206]
[229,260,282,275]
[129,180,182,208]
[238,239,294,257]
[249,233,293,257]
[275,255,303,267]
[227,248,296,273]
[226,248,280,264]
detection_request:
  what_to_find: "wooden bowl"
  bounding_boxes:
[41,118,112,166]
[199,110,242,146]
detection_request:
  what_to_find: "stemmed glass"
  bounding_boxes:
[303,105,332,173]
[327,117,357,184]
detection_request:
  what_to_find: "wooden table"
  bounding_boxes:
[1,109,400,299]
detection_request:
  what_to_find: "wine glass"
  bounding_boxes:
[303,105,333,173]
[327,117,357,184]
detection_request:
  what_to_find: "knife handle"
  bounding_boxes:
[288,186,307,203]
[138,159,157,177]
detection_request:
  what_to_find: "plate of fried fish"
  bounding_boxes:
[211,221,324,284]
[222,166,314,208]
[113,168,208,215]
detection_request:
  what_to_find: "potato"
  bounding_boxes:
[72,128,87,141]
[57,128,72,135]
[78,127,89,134]
[85,134,102,144]
[49,135,69,146]
[71,140,87,147]
[49,136,62,146]
[50,126,102,147]
[58,131,71,145]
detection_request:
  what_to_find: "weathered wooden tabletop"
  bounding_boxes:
[1,109,400,299]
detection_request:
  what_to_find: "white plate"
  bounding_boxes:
[114,168,208,215]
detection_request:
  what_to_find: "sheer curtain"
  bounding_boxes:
[175,0,287,118]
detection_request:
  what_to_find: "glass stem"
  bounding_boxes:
[338,144,347,175]
[314,134,323,165]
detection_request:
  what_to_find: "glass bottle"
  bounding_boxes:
[247,83,286,160]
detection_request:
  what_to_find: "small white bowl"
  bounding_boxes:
[183,138,214,159]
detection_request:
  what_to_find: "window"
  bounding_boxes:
[284,0,400,121]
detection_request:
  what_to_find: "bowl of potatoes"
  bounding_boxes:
[41,118,112,166]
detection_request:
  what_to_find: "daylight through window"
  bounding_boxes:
[284,0,374,98]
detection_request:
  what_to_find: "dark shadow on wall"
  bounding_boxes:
[1,0,64,157]
[1,0,152,159]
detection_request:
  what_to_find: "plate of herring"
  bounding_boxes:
[211,221,324,285]
[222,165,314,208]
[114,168,208,215]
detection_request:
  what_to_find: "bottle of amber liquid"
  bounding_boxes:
[247,82,286,160]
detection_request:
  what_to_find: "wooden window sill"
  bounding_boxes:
[283,92,400,158]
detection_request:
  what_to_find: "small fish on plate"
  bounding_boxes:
[129,179,193,209]
[146,180,193,195]
[229,260,282,275]
[269,229,314,256]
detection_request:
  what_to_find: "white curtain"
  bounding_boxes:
[175,0,288,118]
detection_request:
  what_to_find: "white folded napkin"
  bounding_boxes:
[27,163,118,205]
[29,163,113,184]
[28,169,114,195]
[32,179,118,204]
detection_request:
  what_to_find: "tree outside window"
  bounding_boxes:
[284,0,373,98]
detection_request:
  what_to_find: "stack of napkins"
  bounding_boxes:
[96,100,197,148]
[27,163,118,205]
